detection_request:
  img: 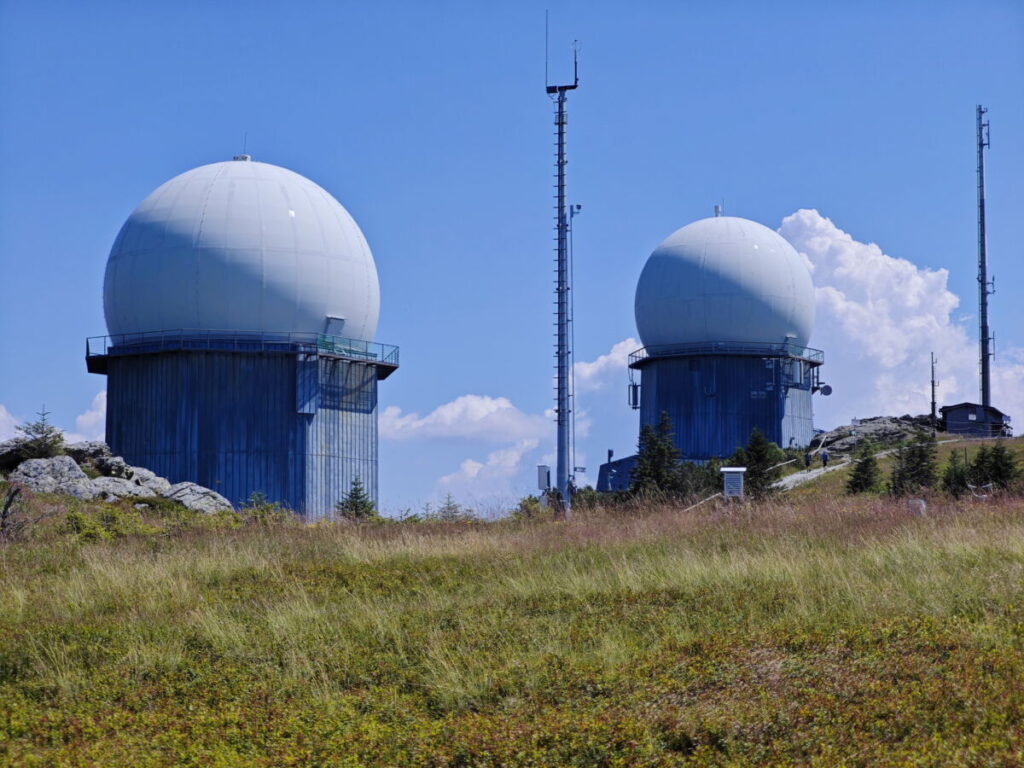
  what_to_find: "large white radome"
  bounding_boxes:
[104,158,380,341]
[634,216,815,348]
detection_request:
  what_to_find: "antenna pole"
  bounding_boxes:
[547,49,579,518]
[930,352,937,431]
[977,104,993,408]
[544,11,549,87]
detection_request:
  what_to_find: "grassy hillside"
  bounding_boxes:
[788,435,1024,501]
[2,479,1024,764]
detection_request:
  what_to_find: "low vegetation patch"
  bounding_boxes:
[2,488,1024,766]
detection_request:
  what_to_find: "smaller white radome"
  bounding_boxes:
[634,215,815,349]
[104,157,380,341]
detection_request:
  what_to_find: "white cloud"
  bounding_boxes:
[0,405,18,441]
[380,394,548,442]
[380,392,550,504]
[382,337,634,447]
[383,338,652,503]
[437,438,539,503]
[779,209,1023,426]
[574,338,640,393]
[73,391,106,442]
[59,391,107,444]
[0,393,107,445]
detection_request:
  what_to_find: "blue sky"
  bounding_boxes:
[1,0,1022,512]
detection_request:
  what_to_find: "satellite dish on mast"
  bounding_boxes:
[820,385,833,396]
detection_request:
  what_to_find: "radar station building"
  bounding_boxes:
[598,213,827,491]
[87,156,398,517]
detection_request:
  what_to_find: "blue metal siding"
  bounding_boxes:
[597,455,638,492]
[305,359,378,516]
[295,354,320,414]
[781,379,815,451]
[105,351,378,518]
[638,355,815,460]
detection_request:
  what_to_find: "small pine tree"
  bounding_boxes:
[889,431,937,497]
[335,477,377,521]
[15,406,65,460]
[435,493,473,522]
[846,441,880,494]
[981,441,1019,490]
[630,411,683,498]
[908,430,938,489]
[969,445,993,488]
[941,449,970,498]
[889,443,910,497]
[732,428,782,500]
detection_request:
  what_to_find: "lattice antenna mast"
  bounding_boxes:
[547,43,579,515]
[977,105,994,408]
[930,352,938,430]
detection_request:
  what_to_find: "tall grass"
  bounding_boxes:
[2,495,1024,765]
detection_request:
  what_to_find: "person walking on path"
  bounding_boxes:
[804,450,813,470]
[821,448,830,468]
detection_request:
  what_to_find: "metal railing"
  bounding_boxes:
[629,340,824,367]
[86,329,399,368]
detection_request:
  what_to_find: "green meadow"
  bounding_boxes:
[2,445,1024,766]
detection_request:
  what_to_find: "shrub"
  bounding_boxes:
[571,485,601,511]
[61,510,111,542]
[61,505,156,541]
[133,495,194,518]
[511,495,543,521]
[678,459,721,499]
[241,492,297,525]
[730,428,784,499]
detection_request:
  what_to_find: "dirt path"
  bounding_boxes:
[775,438,969,492]
[774,460,850,491]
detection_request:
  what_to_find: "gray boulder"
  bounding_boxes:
[816,415,934,454]
[9,456,97,500]
[92,476,147,501]
[161,482,232,514]
[96,455,134,479]
[0,439,25,473]
[65,441,112,464]
[128,467,172,496]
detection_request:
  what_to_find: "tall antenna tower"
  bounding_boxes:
[976,104,994,407]
[930,352,937,430]
[547,39,579,515]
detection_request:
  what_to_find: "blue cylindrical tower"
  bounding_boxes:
[599,214,824,490]
[86,156,398,517]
